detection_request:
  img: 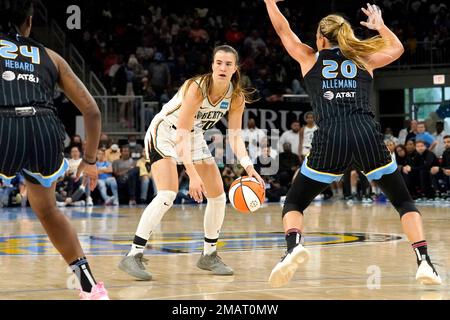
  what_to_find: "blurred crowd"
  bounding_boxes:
[39,0,450,109]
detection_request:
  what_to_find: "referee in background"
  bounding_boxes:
[0,0,108,299]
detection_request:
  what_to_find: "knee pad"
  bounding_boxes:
[157,190,177,206]
[394,201,420,218]
[282,203,305,218]
[206,193,226,208]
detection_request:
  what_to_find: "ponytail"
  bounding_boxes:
[319,15,388,70]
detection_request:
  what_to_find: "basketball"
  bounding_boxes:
[228,176,265,213]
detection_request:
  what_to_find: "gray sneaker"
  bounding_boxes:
[197,251,234,275]
[118,253,152,280]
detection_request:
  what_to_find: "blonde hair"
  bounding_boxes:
[184,45,257,103]
[318,14,388,70]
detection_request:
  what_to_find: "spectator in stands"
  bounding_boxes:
[225,22,245,45]
[106,143,121,162]
[276,142,301,186]
[99,133,111,149]
[64,134,83,157]
[257,146,286,202]
[439,135,450,194]
[416,122,437,151]
[0,174,28,208]
[398,120,411,145]
[243,30,267,56]
[113,145,139,205]
[136,153,152,203]
[242,118,266,163]
[299,111,318,159]
[279,119,301,156]
[63,146,93,206]
[221,165,237,194]
[385,139,396,155]
[402,140,439,199]
[128,135,144,161]
[258,137,278,160]
[15,174,27,207]
[405,120,418,143]
[189,19,209,45]
[433,121,447,158]
[148,52,171,100]
[113,55,135,128]
[384,127,399,144]
[405,139,416,155]
[395,144,408,172]
[96,149,119,206]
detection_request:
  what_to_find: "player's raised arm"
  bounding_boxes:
[360,3,404,70]
[227,95,265,186]
[264,0,315,65]
[175,82,207,202]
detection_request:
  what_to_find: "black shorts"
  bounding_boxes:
[0,107,68,188]
[301,116,397,183]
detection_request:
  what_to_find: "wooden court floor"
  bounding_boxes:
[0,200,449,300]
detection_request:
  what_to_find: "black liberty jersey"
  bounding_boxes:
[303,48,373,125]
[0,31,58,109]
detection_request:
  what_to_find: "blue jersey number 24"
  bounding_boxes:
[0,40,40,64]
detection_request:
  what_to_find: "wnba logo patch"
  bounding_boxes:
[323,91,334,100]
[220,101,229,109]
[2,71,15,81]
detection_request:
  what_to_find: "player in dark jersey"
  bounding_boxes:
[264,0,441,287]
[0,1,109,299]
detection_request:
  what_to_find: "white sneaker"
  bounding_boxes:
[416,260,442,285]
[86,197,94,206]
[56,201,66,207]
[269,244,310,288]
[72,200,85,207]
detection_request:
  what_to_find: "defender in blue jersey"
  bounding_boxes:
[0,0,108,299]
[265,1,441,288]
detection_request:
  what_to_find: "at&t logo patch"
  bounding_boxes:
[323,91,334,100]
[2,71,15,81]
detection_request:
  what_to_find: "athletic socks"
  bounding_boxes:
[412,240,429,265]
[128,235,147,256]
[204,237,218,255]
[286,228,302,251]
[70,257,97,293]
[203,193,226,255]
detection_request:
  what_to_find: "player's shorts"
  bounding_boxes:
[301,116,397,183]
[0,107,68,188]
[144,115,213,165]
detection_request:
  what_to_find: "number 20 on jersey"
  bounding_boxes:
[322,59,357,79]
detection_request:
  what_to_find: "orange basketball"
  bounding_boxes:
[228,176,265,213]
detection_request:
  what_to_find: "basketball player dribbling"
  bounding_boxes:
[119,45,264,280]
[264,0,441,287]
[0,1,108,299]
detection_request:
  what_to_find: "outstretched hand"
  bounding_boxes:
[360,3,384,31]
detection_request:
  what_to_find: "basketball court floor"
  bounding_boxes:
[0,201,448,300]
